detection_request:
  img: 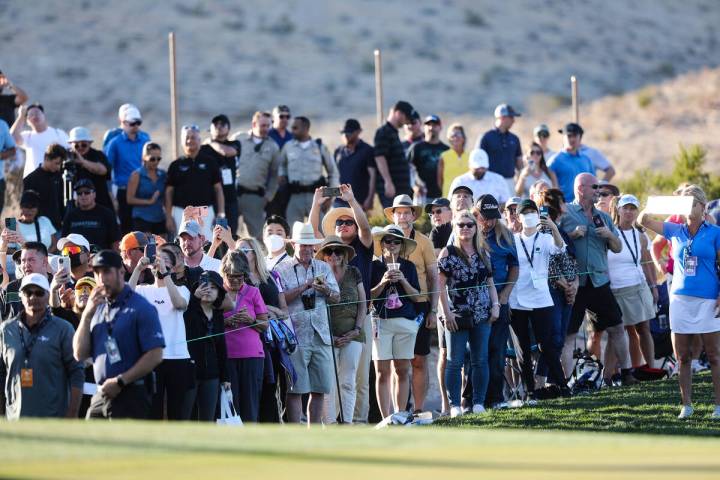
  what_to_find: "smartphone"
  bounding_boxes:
[58,256,71,275]
[145,236,156,263]
[215,217,228,229]
[321,187,341,198]
[5,217,16,231]
[592,215,604,228]
[199,271,210,287]
[539,206,549,219]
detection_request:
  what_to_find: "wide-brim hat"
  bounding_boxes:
[322,207,355,237]
[372,225,417,258]
[291,222,323,246]
[383,195,423,223]
[314,235,356,261]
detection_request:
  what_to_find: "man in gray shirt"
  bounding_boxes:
[0,273,83,419]
[560,173,637,386]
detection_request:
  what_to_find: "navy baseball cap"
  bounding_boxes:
[424,115,441,125]
[559,123,584,136]
[211,114,230,127]
[73,179,95,191]
[477,194,501,220]
[340,119,361,134]
[424,197,450,214]
[91,250,123,269]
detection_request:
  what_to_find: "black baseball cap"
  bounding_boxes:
[20,190,41,208]
[559,123,584,136]
[393,100,417,120]
[477,194,501,220]
[27,103,44,113]
[211,114,230,127]
[424,197,450,214]
[340,119,361,134]
[424,114,441,125]
[273,105,290,115]
[451,185,474,198]
[519,199,539,214]
[91,250,123,269]
[73,179,95,192]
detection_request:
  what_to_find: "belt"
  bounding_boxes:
[237,185,265,197]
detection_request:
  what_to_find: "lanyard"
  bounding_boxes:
[685,222,705,257]
[18,311,50,364]
[619,228,639,266]
[293,262,315,287]
[104,290,129,338]
[519,232,540,269]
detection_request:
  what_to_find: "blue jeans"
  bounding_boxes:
[536,288,572,378]
[486,304,511,406]
[445,320,491,407]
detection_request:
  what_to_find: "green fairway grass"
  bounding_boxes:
[437,372,720,436]
[1,420,720,480]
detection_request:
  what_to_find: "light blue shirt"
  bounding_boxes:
[104,130,150,187]
[664,221,720,299]
[547,150,594,202]
[0,119,16,181]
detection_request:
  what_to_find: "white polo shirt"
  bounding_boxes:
[509,231,564,310]
[448,170,511,205]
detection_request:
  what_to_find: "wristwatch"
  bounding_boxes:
[155,271,169,279]
[116,375,126,389]
[430,307,438,314]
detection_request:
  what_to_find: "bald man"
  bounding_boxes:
[559,173,637,385]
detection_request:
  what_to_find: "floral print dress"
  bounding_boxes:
[438,246,492,325]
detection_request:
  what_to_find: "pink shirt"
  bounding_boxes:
[224,284,268,359]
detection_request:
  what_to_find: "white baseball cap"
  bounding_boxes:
[617,194,640,209]
[121,106,142,122]
[20,273,50,293]
[469,148,489,169]
[57,233,91,252]
[68,126,93,143]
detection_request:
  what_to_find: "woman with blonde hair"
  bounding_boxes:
[438,209,500,417]
[440,124,469,188]
[640,184,720,419]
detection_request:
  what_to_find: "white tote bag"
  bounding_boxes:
[216,384,243,426]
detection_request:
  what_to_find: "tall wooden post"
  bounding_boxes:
[571,75,579,124]
[169,32,179,159]
[374,49,384,128]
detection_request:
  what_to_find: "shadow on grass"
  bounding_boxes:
[437,373,720,436]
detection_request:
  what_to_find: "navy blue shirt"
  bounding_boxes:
[374,122,412,197]
[371,258,420,320]
[477,128,522,179]
[485,232,519,287]
[407,141,449,199]
[334,140,375,207]
[89,285,165,384]
[268,128,293,150]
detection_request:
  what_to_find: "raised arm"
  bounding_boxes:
[638,210,664,236]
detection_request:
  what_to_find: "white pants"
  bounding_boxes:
[323,341,363,424]
[172,205,215,239]
[353,312,373,422]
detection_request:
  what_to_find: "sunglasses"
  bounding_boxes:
[530,150,543,156]
[226,274,244,281]
[457,222,476,229]
[22,288,46,298]
[590,184,600,190]
[239,248,254,255]
[536,132,549,138]
[431,209,445,215]
[75,285,93,294]
[507,207,517,214]
[279,114,290,119]
[147,156,161,162]
[76,190,94,196]
[62,246,83,256]
[127,121,142,127]
[598,191,612,198]
[73,142,90,148]
[182,124,200,132]
[324,247,346,257]
[335,219,356,227]
[382,238,402,245]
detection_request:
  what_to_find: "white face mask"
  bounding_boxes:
[520,213,540,229]
[264,234,285,254]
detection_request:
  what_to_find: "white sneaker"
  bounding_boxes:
[450,406,463,418]
[711,406,720,419]
[691,360,708,374]
[678,405,694,419]
[472,404,487,414]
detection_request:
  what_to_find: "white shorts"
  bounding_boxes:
[371,317,419,361]
[669,294,720,334]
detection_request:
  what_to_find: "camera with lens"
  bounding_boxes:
[62,151,78,178]
[301,291,316,311]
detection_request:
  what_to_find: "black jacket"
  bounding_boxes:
[184,297,227,381]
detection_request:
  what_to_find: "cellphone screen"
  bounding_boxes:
[593,215,604,228]
[5,218,16,231]
[321,187,340,198]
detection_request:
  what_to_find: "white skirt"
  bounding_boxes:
[669,294,720,334]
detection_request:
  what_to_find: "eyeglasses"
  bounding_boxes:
[431,209,445,215]
[22,288,46,298]
[536,132,549,138]
[62,246,83,256]
[76,190,94,196]
[324,248,346,257]
[382,238,402,245]
[73,142,90,149]
[530,150,543,156]
[127,121,142,127]
[457,222,476,229]
[147,156,161,162]
[598,191,612,198]
[226,274,244,282]
[335,219,356,227]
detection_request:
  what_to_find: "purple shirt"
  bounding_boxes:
[223,284,268,359]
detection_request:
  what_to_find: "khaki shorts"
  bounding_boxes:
[289,331,334,394]
[372,317,419,361]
